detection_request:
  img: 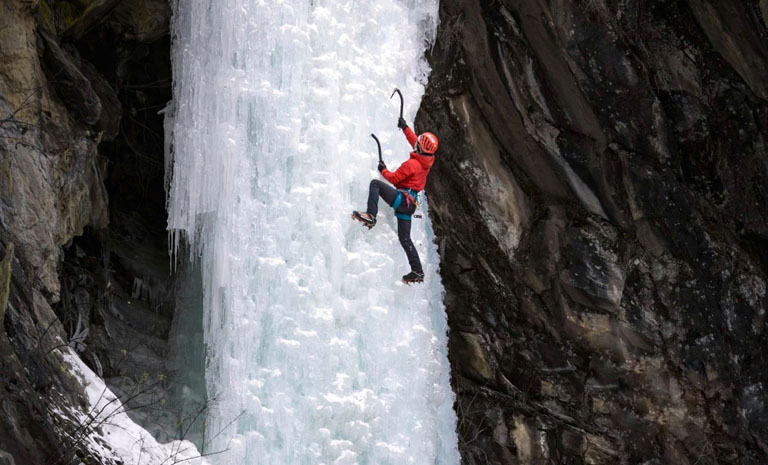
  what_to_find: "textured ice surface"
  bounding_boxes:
[166,1,459,463]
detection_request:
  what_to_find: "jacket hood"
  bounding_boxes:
[410,151,435,170]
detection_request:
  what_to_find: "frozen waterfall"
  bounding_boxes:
[165,0,459,463]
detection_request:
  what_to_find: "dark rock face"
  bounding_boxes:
[420,0,768,463]
[39,29,103,125]
[1,0,199,462]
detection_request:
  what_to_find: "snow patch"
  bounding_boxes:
[52,349,208,465]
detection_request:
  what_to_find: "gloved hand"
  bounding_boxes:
[377,160,387,172]
[397,117,407,130]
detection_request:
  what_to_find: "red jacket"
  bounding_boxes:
[381,127,434,191]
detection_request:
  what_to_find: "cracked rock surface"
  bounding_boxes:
[420,0,768,463]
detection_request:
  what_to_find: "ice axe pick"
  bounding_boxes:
[370,134,383,164]
[391,88,404,119]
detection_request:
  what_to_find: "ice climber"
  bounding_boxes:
[352,117,439,284]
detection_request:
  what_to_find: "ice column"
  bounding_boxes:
[166,0,459,463]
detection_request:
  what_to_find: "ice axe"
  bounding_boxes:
[391,88,404,119]
[370,88,403,166]
[370,133,382,164]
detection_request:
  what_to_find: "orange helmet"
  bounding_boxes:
[418,132,439,154]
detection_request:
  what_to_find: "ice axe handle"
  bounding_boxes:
[371,134,382,163]
[390,88,404,119]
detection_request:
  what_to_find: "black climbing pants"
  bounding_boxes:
[366,179,422,274]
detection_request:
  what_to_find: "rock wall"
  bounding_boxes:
[1,1,109,461]
[419,0,768,463]
[0,0,197,462]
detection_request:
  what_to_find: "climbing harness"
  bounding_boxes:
[391,188,421,220]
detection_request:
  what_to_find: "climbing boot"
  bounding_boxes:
[352,211,376,229]
[402,271,424,284]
